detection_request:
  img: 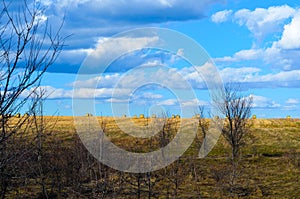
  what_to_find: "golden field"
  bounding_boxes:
[6,116,300,198]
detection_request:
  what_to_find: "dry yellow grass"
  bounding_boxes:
[7,116,300,198]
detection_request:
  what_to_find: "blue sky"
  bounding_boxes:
[16,0,300,118]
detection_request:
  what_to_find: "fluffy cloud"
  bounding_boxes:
[71,73,121,88]
[187,65,300,88]
[26,84,205,110]
[211,5,296,39]
[51,36,176,74]
[220,67,261,83]
[39,0,221,49]
[80,36,160,73]
[54,35,194,75]
[285,98,299,104]
[157,98,207,107]
[180,98,208,107]
[158,99,177,106]
[20,86,133,100]
[76,65,300,92]
[20,86,71,99]
[20,66,300,112]
[28,0,222,74]
[213,5,300,71]
[43,0,220,25]
[251,95,281,108]
[215,49,264,62]
[234,5,295,40]
[73,64,300,97]
[276,12,300,49]
[215,44,300,71]
[219,67,300,88]
[211,10,232,23]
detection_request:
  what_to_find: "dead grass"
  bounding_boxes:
[8,116,300,198]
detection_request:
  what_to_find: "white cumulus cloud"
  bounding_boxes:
[82,36,159,72]
[211,10,233,23]
[234,5,295,40]
[251,95,281,108]
[285,98,299,104]
[276,12,300,49]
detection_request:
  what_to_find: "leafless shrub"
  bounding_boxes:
[213,84,253,194]
[0,0,64,197]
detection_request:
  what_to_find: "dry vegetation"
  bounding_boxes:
[5,116,300,198]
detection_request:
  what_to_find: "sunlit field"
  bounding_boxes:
[7,116,300,198]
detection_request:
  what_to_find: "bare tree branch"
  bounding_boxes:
[0,1,65,197]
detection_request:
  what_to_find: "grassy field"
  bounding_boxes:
[6,116,300,198]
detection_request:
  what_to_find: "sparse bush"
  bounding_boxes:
[213,84,253,194]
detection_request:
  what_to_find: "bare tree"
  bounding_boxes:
[184,106,210,199]
[213,84,253,192]
[196,106,209,153]
[30,88,57,199]
[0,0,64,197]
